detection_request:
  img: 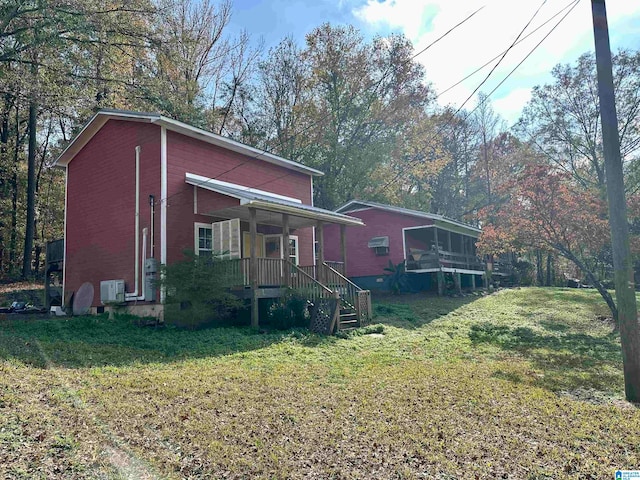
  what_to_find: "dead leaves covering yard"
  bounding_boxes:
[1,287,639,479]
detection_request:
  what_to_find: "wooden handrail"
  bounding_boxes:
[322,262,362,291]
[284,259,334,298]
[324,261,345,275]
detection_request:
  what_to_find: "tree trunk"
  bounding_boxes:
[536,250,544,286]
[9,104,20,271]
[557,243,618,323]
[546,253,553,286]
[22,99,37,278]
[0,97,9,274]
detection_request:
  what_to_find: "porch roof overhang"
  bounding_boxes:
[186,173,365,229]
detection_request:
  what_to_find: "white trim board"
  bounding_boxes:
[186,173,302,204]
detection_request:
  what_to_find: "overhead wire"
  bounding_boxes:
[436,0,577,99]
[162,6,486,205]
[373,0,580,196]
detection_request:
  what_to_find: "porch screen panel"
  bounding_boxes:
[211,218,241,259]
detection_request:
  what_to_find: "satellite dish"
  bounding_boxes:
[73,282,94,316]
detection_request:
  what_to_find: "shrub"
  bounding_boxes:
[159,251,245,329]
[266,290,310,330]
[383,260,410,294]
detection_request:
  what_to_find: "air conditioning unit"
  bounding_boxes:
[100,279,125,304]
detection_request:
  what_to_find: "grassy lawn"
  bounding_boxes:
[1,287,639,479]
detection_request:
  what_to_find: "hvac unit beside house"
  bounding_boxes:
[100,279,125,304]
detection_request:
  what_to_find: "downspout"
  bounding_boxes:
[149,195,155,258]
[160,126,167,303]
[126,146,145,301]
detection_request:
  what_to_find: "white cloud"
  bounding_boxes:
[353,0,438,40]
[353,0,640,122]
[492,87,532,126]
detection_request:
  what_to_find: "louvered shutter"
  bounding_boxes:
[211,218,241,259]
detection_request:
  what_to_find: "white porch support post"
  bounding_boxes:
[249,207,259,329]
[282,213,290,288]
[317,220,325,284]
[340,224,347,276]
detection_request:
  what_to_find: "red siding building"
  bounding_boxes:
[56,110,363,319]
[324,200,485,293]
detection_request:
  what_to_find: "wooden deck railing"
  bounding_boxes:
[298,265,316,279]
[285,260,335,302]
[406,249,485,272]
[217,257,368,331]
[324,261,345,275]
[321,262,372,325]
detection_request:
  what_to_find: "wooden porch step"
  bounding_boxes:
[338,311,359,330]
[339,319,359,328]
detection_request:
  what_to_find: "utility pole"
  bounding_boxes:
[591,0,640,402]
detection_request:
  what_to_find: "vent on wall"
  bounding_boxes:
[368,236,389,256]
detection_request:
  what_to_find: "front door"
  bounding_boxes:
[242,232,264,258]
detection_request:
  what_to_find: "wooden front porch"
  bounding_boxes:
[215,256,372,333]
[186,173,369,333]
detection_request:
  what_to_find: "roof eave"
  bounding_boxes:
[54,109,324,178]
[156,117,323,177]
[53,111,159,167]
[245,200,365,227]
[336,199,480,233]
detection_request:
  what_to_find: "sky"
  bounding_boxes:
[227,0,640,126]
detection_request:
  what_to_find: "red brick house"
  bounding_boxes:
[55,109,370,330]
[324,200,488,294]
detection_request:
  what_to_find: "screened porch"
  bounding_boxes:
[404,224,485,274]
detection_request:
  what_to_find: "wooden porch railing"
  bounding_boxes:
[324,261,345,275]
[219,257,367,331]
[223,258,292,287]
[406,249,485,271]
[284,259,335,302]
[298,265,316,280]
[320,262,372,326]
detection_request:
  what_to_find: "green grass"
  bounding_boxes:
[1,287,639,479]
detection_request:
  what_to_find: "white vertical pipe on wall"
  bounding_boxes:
[160,127,167,303]
[126,146,145,301]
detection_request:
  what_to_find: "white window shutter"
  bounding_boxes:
[211,218,241,259]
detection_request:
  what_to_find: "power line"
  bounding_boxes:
[163,6,486,205]
[450,0,548,123]
[474,0,581,112]
[436,0,577,99]
[373,0,579,196]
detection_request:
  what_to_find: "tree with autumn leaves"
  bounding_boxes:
[477,164,621,319]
